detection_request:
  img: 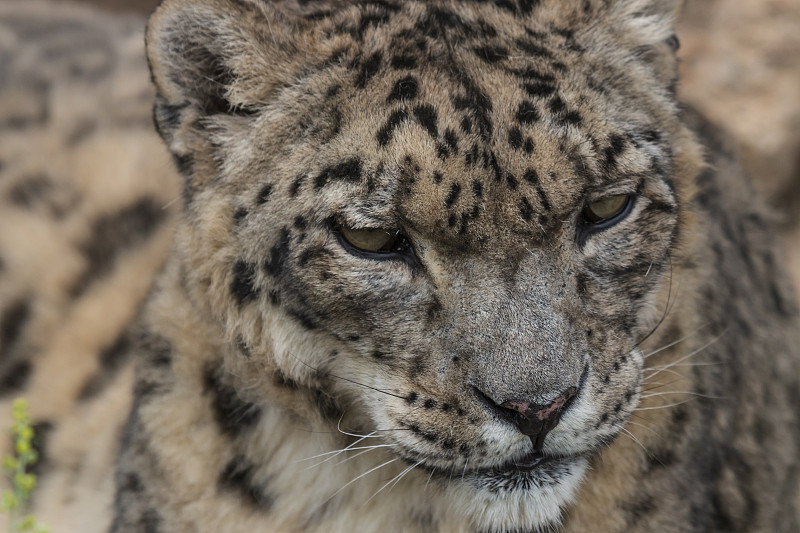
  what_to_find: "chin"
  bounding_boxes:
[442,455,589,532]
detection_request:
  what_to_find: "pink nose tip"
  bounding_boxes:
[500,386,577,452]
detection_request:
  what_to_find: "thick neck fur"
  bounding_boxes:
[127,257,471,532]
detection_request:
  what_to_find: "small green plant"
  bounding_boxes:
[1,399,48,533]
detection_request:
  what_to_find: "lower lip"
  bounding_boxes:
[506,451,549,472]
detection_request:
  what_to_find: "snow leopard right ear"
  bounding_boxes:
[146,0,316,138]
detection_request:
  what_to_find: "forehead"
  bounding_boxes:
[269,0,670,247]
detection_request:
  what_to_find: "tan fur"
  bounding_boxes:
[0,1,798,532]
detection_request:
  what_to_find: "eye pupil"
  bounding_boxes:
[583,194,629,224]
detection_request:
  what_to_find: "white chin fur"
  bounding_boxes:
[444,457,588,532]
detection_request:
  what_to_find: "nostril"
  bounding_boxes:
[474,386,578,453]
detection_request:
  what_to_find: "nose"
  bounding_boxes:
[480,387,578,453]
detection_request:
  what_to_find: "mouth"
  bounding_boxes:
[411,448,579,481]
[493,450,552,473]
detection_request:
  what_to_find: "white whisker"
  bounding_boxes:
[321,457,399,506]
[364,460,422,506]
[624,419,663,438]
[620,427,651,457]
[425,467,436,491]
[635,398,699,411]
[301,444,396,471]
[647,328,729,377]
[641,390,726,400]
[294,432,376,463]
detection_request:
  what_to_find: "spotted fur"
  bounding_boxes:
[1,0,799,532]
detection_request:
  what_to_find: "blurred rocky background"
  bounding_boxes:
[64,0,800,285]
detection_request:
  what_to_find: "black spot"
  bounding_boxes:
[352,7,397,40]
[549,96,566,114]
[524,138,535,153]
[508,127,523,150]
[517,0,541,14]
[231,260,260,306]
[427,298,443,320]
[69,198,166,298]
[387,76,419,103]
[355,51,383,89]
[117,471,144,495]
[528,179,551,211]
[603,134,627,170]
[516,38,553,59]
[0,360,32,396]
[204,366,262,436]
[257,183,274,204]
[263,229,291,277]
[443,128,459,153]
[8,174,54,210]
[524,82,556,98]
[562,110,583,126]
[473,45,507,63]
[139,509,163,533]
[298,246,333,267]
[432,171,444,184]
[325,84,341,98]
[516,101,539,125]
[625,494,656,524]
[219,455,274,509]
[289,174,305,197]
[405,391,419,404]
[407,423,437,443]
[293,215,307,230]
[445,183,461,208]
[518,197,533,222]
[472,180,483,198]
[315,157,363,188]
[287,308,319,330]
[413,104,439,138]
[0,299,31,355]
[77,331,132,401]
[506,172,518,189]
[377,109,408,146]
[423,399,437,409]
[391,54,417,69]
[523,168,540,185]
[233,208,248,225]
[460,116,473,134]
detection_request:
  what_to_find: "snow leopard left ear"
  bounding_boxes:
[585,0,684,89]
[604,0,683,47]
[146,0,320,142]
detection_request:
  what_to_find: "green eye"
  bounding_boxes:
[582,194,630,224]
[340,227,403,253]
